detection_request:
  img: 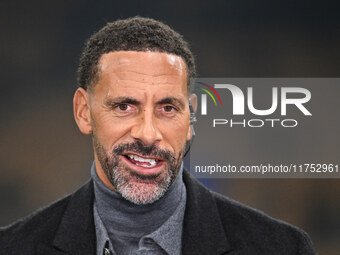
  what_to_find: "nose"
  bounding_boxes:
[130,108,162,145]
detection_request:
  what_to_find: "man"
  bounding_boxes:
[0,17,316,255]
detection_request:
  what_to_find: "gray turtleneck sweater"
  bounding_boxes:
[91,162,187,255]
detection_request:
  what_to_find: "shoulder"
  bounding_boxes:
[211,190,316,254]
[0,193,71,251]
[182,169,316,254]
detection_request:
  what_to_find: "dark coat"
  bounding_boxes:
[0,170,316,255]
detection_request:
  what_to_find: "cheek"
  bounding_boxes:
[160,121,189,152]
[92,113,132,146]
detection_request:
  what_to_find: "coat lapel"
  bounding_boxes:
[182,169,233,255]
[37,181,96,254]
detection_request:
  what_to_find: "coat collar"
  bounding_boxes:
[38,169,232,255]
[38,181,96,254]
[182,169,232,255]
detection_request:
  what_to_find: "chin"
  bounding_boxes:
[112,165,173,205]
[117,179,169,205]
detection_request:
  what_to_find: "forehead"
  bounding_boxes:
[94,51,188,97]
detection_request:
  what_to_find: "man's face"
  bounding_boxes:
[75,51,191,204]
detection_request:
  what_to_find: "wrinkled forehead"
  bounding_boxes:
[99,51,187,76]
[94,51,189,96]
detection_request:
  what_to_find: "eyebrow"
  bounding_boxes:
[104,97,140,107]
[156,97,185,110]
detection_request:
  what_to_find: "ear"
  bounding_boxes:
[73,88,93,135]
[189,93,197,112]
[187,93,197,141]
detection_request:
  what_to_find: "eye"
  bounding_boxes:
[116,104,130,111]
[163,105,175,112]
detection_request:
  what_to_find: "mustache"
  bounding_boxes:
[112,141,176,162]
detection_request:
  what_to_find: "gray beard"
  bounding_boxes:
[93,138,183,205]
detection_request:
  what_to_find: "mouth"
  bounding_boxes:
[121,153,164,175]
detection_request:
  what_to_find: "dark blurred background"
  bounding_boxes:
[1,1,339,254]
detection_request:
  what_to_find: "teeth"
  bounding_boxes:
[135,162,156,168]
[127,154,157,167]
